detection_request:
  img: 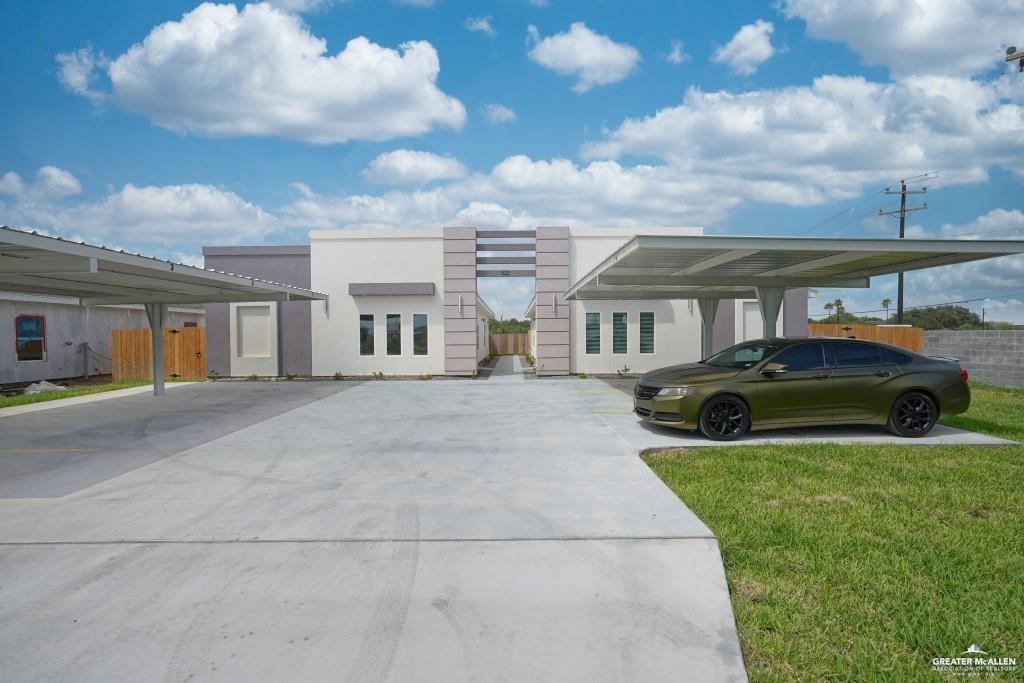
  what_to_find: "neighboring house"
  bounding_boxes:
[0,292,204,385]
[204,226,810,378]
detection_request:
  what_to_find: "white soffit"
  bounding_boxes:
[0,226,327,305]
[566,235,1024,301]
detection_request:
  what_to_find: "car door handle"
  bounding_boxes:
[814,372,829,379]
[874,370,892,377]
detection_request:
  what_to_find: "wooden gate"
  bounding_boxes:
[807,323,923,352]
[489,333,530,356]
[112,327,207,381]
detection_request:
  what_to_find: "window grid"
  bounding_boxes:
[612,312,628,354]
[585,312,600,354]
[639,312,655,354]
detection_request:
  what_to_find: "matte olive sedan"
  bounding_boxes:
[633,337,970,441]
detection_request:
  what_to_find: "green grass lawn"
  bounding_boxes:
[645,383,1023,681]
[0,380,151,409]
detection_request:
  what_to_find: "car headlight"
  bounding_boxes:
[657,386,694,398]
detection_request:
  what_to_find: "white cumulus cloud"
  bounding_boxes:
[781,0,1024,77]
[712,19,776,76]
[666,39,690,65]
[55,2,466,144]
[1,168,278,249]
[465,16,496,37]
[0,166,82,201]
[364,150,468,185]
[583,74,1024,205]
[483,103,517,123]
[527,22,640,93]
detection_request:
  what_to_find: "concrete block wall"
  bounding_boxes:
[923,330,1024,388]
[534,226,570,376]
[443,227,478,376]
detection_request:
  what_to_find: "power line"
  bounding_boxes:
[810,290,1024,318]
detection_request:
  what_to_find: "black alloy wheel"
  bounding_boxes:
[699,395,749,441]
[889,391,938,437]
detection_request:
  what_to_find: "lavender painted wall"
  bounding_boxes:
[203,246,312,376]
[783,288,809,337]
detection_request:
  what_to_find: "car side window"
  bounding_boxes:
[879,347,913,365]
[829,342,882,368]
[771,343,826,371]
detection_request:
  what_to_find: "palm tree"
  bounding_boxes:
[881,298,892,322]
[834,299,844,323]
[824,302,834,322]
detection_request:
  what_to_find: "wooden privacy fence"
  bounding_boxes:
[112,327,207,381]
[489,333,530,356]
[807,323,923,352]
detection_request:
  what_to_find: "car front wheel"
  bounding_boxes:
[888,391,938,437]
[698,395,750,441]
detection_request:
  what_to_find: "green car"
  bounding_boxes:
[633,337,970,441]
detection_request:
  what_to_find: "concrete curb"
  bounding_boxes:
[0,381,199,419]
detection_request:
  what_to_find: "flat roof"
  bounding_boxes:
[566,235,1024,300]
[0,226,327,305]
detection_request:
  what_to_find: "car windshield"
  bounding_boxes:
[704,341,784,369]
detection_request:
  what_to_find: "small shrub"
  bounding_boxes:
[616,365,631,377]
[373,371,385,380]
[285,372,297,381]
[524,353,536,367]
[419,373,433,380]
[576,372,589,379]
[333,371,344,381]
[246,374,259,382]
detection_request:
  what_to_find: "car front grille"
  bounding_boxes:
[634,382,660,400]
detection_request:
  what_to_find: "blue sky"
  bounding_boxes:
[1,0,1023,320]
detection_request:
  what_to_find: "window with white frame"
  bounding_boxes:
[359,314,374,355]
[386,314,401,355]
[639,312,655,354]
[585,312,600,354]
[413,313,428,356]
[15,315,46,362]
[612,312,627,354]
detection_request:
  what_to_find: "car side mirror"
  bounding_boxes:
[760,362,788,375]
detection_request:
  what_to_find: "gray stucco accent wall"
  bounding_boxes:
[711,300,735,355]
[784,288,809,337]
[443,227,478,376]
[202,246,312,377]
[534,226,570,376]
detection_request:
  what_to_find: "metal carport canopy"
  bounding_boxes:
[1,225,328,395]
[564,234,1024,354]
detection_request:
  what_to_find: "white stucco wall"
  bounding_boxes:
[229,302,279,377]
[568,227,705,374]
[310,229,446,376]
[734,299,785,343]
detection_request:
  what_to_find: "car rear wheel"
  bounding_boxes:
[888,391,938,437]
[699,395,749,441]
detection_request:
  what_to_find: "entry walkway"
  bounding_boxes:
[0,380,746,682]
[487,354,528,382]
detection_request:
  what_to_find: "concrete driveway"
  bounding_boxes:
[0,378,745,682]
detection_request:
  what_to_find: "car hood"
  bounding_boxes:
[640,362,743,386]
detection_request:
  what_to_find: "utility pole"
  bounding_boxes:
[1007,46,1023,74]
[880,178,928,323]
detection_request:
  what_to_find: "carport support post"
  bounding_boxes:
[696,297,718,358]
[755,286,785,339]
[144,302,167,396]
